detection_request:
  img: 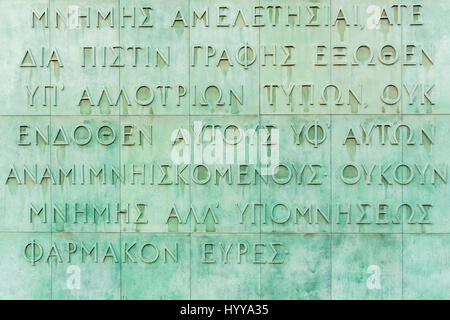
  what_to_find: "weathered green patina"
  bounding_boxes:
[0,0,448,300]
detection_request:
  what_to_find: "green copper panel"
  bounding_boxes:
[0,0,448,300]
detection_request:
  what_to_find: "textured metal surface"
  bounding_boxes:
[0,0,448,299]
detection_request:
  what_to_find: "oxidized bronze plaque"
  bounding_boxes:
[0,0,448,300]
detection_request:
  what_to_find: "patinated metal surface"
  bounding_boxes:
[0,0,448,299]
